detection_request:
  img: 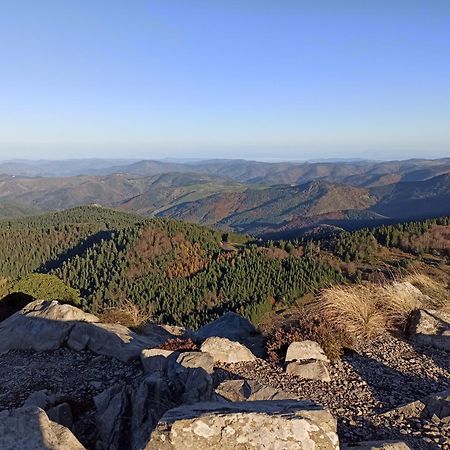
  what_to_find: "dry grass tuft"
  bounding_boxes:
[319,282,423,341]
[403,272,450,309]
[98,298,152,329]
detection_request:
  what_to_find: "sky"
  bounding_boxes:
[0,0,449,161]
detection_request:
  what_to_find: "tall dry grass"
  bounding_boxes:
[98,298,153,329]
[403,272,449,309]
[319,282,422,341]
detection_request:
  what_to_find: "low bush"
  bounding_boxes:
[263,308,352,363]
[158,338,199,352]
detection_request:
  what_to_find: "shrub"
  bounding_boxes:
[264,308,352,363]
[158,338,199,352]
[8,274,81,305]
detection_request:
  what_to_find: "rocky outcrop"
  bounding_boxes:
[285,340,330,363]
[408,309,450,351]
[342,442,411,449]
[0,300,98,353]
[141,348,178,374]
[175,351,215,374]
[146,400,339,449]
[201,337,256,363]
[0,406,85,449]
[196,312,256,341]
[139,322,197,343]
[95,367,215,449]
[215,379,295,402]
[0,299,163,362]
[67,322,160,363]
[95,384,131,450]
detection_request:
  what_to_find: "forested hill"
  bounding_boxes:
[0,207,342,327]
[1,207,449,328]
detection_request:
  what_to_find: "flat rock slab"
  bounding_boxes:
[146,400,338,450]
[0,406,85,450]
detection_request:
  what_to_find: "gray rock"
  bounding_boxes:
[408,309,450,351]
[175,351,214,374]
[200,337,256,363]
[342,441,412,449]
[140,322,197,342]
[23,389,57,410]
[47,403,73,429]
[285,340,330,363]
[146,400,339,450]
[67,322,159,363]
[196,312,256,341]
[382,389,450,421]
[215,379,295,402]
[0,300,98,353]
[131,374,175,450]
[0,406,85,449]
[423,389,450,419]
[94,385,130,450]
[286,360,331,382]
[140,348,178,375]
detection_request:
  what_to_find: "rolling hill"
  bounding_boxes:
[0,158,450,237]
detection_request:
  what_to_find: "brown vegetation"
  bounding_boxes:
[98,298,153,328]
[158,338,199,352]
[262,308,352,362]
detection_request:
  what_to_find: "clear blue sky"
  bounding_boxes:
[0,0,449,161]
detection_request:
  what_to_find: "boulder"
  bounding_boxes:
[285,340,329,363]
[94,385,131,450]
[408,309,450,351]
[286,360,331,382]
[67,322,159,363]
[215,379,295,402]
[381,389,450,420]
[389,282,431,304]
[141,349,178,374]
[177,367,214,404]
[342,442,411,450]
[47,403,73,429]
[140,322,197,342]
[175,351,214,374]
[0,300,98,353]
[146,400,339,450]
[424,389,450,419]
[23,389,58,410]
[196,312,256,341]
[200,337,256,363]
[0,406,85,449]
[131,374,176,450]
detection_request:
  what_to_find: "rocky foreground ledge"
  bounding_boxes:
[0,297,449,449]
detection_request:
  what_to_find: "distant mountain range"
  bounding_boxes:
[1,157,450,236]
